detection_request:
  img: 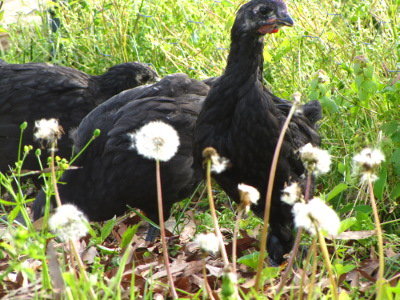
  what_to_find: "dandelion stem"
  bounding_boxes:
[155,159,178,299]
[277,228,303,294]
[50,143,62,208]
[367,173,385,299]
[277,172,313,293]
[68,239,96,300]
[307,239,318,300]
[205,159,230,266]
[254,96,300,290]
[202,257,215,300]
[316,226,338,300]
[299,238,317,300]
[232,209,244,275]
[304,172,312,203]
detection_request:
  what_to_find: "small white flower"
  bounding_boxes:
[353,148,385,171]
[130,121,180,162]
[34,118,63,146]
[48,204,89,241]
[281,182,301,205]
[299,143,331,175]
[194,233,219,254]
[292,197,340,237]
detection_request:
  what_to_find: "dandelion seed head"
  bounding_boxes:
[299,143,331,175]
[194,233,219,254]
[34,118,63,147]
[202,147,230,174]
[292,202,315,236]
[292,92,302,106]
[360,173,378,183]
[131,121,180,162]
[281,182,301,205]
[353,148,385,172]
[238,183,260,212]
[292,198,340,237]
[308,198,340,237]
[48,204,88,241]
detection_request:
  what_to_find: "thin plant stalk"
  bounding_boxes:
[277,171,313,293]
[201,256,215,300]
[68,239,96,300]
[205,158,230,266]
[232,209,244,275]
[50,142,62,208]
[367,173,385,299]
[277,228,303,293]
[155,159,178,299]
[307,239,318,300]
[254,95,300,290]
[315,224,338,300]
[69,129,100,165]
[299,238,317,300]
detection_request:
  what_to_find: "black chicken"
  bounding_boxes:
[33,74,209,232]
[0,62,158,173]
[193,0,322,264]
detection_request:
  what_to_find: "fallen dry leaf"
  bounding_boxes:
[335,230,376,240]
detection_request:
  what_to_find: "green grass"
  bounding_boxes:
[1,0,399,299]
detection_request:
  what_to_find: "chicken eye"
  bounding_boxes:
[258,6,271,16]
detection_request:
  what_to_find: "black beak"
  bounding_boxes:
[277,15,294,27]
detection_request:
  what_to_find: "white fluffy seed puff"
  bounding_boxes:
[238,183,260,212]
[194,233,220,254]
[48,204,89,242]
[33,118,63,147]
[353,148,385,173]
[281,182,302,205]
[129,121,180,162]
[202,147,230,174]
[292,197,340,237]
[299,143,331,175]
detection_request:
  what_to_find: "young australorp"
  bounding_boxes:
[33,74,209,238]
[193,0,322,264]
[0,62,157,174]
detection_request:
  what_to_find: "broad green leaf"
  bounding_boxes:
[261,266,280,284]
[121,224,140,249]
[374,166,387,200]
[338,217,357,233]
[237,252,260,270]
[101,217,117,242]
[8,206,20,224]
[354,205,372,214]
[390,182,400,200]
[391,149,400,176]
[334,263,356,276]
[326,183,349,202]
